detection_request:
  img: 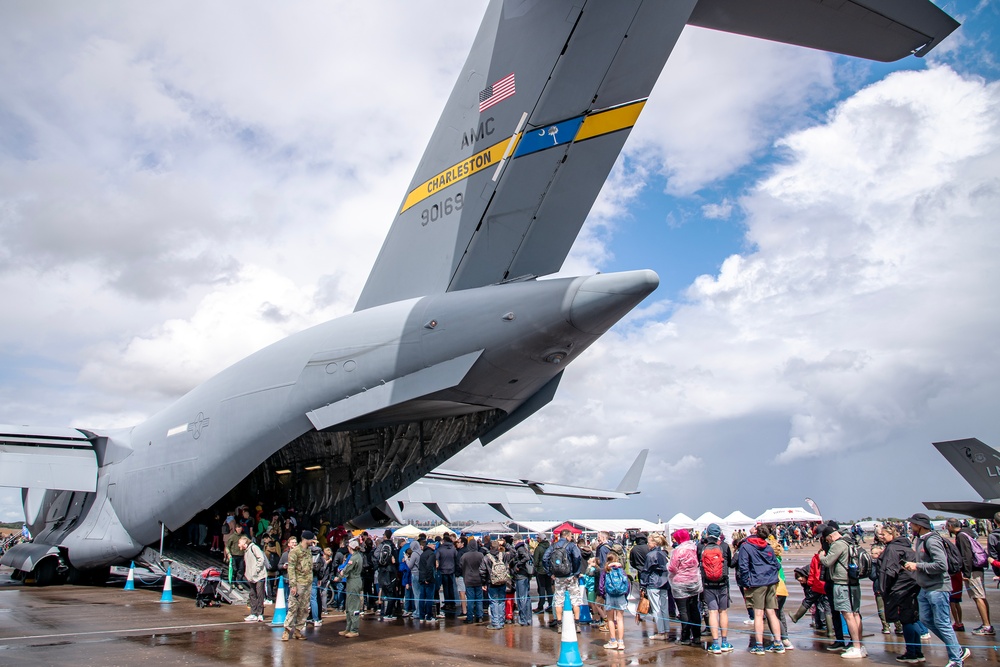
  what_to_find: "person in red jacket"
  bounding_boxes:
[790,553,832,634]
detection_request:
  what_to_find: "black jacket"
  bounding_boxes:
[629,537,650,586]
[418,546,438,584]
[880,535,920,624]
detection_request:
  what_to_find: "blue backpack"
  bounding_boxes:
[605,567,629,596]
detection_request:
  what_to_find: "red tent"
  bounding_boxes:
[551,521,583,536]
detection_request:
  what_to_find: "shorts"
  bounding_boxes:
[950,572,963,602]
[553,575,583,608]
[832,583,861,613]
[747,584,778,610]
[965,570,986,600]
[604,593,628,611]
[456,576,466,594]
[703,586,730,611]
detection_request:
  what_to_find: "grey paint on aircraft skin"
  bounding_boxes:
[0,0,960,578]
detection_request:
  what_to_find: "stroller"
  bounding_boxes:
[195,567,223,607]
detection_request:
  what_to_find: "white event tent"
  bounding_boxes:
[755,507,823,523]
[666,512,696,535]
[693,511,726,533]
[722,511,757,536]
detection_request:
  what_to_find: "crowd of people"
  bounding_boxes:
[179,504,999,664]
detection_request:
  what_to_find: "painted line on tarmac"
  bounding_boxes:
[0,620,256,642]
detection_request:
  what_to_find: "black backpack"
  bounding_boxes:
[847,543,872,581]
[936,534,964,575]
[549,543,573,577]
[377,542,393,568]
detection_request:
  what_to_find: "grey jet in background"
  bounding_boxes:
[1,0,959,584]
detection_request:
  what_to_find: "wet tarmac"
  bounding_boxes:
[3,550,1000,666]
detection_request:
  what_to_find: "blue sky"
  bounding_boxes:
[1,1,999,526]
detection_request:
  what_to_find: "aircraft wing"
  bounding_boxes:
[0,425,97,493]
[387,449,648,521]
[355,0,958,311]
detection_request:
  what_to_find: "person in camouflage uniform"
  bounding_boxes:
[282,530,317,641]
[338,538,364,638]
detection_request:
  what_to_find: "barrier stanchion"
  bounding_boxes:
[557,591,584,667]
[124,562,136,591]
[270,576,287,626]
[160,565,174,603]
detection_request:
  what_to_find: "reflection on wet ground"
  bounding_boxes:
[4,551,1000,666]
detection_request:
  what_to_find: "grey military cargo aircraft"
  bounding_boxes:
[1,0,958,584]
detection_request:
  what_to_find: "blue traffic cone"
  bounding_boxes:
[124,561,135,590]
[160,565,174,603]
[557,591,583,667]
[270,576,287,626]
[579,602,593,624]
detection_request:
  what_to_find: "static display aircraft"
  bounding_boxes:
[1,0,958,584]
[924,438,1000,520]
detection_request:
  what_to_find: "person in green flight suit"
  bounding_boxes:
[338,537,364,638]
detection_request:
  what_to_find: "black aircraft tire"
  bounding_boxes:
[33,558,59,586]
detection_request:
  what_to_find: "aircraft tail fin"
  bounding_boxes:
[356,0,698,311]
[615,449,648,494]
[933,438,1000,502]
[688,0,959,62]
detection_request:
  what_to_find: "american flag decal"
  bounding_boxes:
[479,73,515,112]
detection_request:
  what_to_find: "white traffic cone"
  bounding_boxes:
[160,565,174,603]
[124,561,136,591]
[270,576,287,626]
[557,591,583,667]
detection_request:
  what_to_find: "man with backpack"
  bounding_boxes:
[376,529,400,620]
[946,517,993,635]
[511,534,535,626]
[543,529,584,632]
[820,526,865,658]
[533,534,553,614]
[480,540,512,630]
[698,524,734,654]
[904,513,970,667]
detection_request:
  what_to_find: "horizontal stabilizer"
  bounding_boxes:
[0,425,97,492]
[922,500,1000,521]
[306,350,483,431]
[688,0,960,62]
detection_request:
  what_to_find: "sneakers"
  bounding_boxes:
[895,655,926,663]
[281,630,290,641]
[721,641,735,653]
[766,642,785,654]
[344,631,359,638]
[748,645,765,656]
[603,640,619,649]
[782,639,795,650]
[972,625,995,636]
[244,614,258,622]
[953,624,966,632]
[841,646,865,659]
[920,631,931,640]
[313,619,322,627]
[827,642,849,652]
[710,642,722,655]
[960,648,972,662]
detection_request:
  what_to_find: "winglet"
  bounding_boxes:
[615,449,648,494]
